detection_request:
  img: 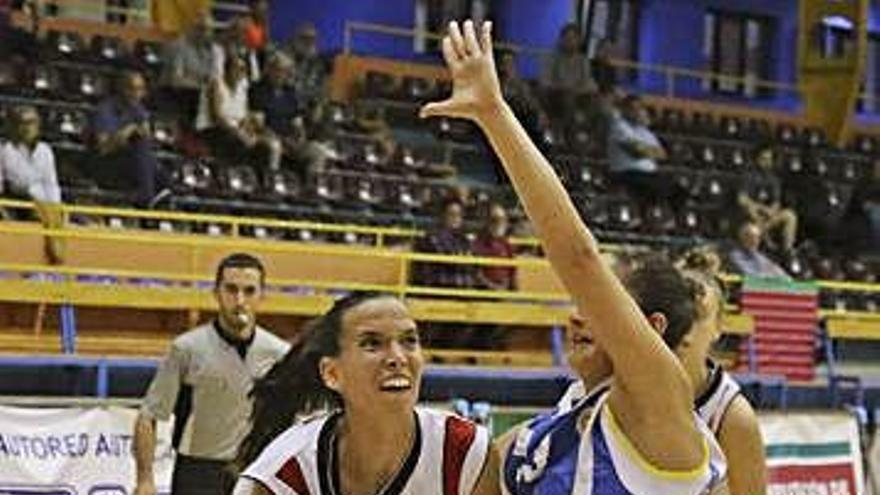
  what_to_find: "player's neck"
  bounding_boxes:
[337,411,416,495]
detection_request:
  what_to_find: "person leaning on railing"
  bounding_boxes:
[0,105,65,264]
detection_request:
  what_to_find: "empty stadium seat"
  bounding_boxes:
[173,161,214,193]
[52,110,88,143]
[642,202,677,235]
[853,135,877,155]
[689,112,716,136]
[44,30,86,60]
[266,170,302,201]
[71,70,109,102]
[719,116,743,139]
[777,124,798,144]
[28,65,64,98]
[219,165,260,198]
[802,127,827,148]
[363,70,398,99]
[132,39,164,72]
[399,75,433,102]
[313,172,345,204]
[90,35,128,66]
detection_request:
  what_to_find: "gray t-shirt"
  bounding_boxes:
[141,322,290,461]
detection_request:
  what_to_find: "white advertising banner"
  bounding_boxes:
[0,406,174,495]
[761,411,865,495]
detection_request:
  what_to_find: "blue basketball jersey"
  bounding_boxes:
[503,384,727,495]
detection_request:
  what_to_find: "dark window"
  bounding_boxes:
[704,10,775,97]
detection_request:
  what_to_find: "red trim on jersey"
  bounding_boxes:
[442,416,477,495]
[276,456,311,495]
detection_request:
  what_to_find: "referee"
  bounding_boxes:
[133,253,290,495]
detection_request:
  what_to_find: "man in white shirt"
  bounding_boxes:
[0,105,65,263]
[0,105,61,204]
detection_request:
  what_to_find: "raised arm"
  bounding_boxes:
[421,20,702,470]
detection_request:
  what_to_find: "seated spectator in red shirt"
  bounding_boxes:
[472,203,517,291]
[412,199,473,288]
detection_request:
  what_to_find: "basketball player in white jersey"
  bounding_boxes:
[421,20,727,494]
[553,252,767,495]
[231,292,499,495]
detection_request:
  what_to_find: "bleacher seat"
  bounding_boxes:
[219,165,260,198]
[399,75,433,102]
[44,30,86,60]
[363,70,398,99]
[173,160,214,194]
[132,39,163,72]
[29,65,64,98]
[266,170,302,202]
[719,115,743,139]
[90,35,128,66]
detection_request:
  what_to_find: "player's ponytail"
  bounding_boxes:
[234,292,389,472]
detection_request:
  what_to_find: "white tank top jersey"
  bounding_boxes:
[235,407,490,495]
[694,361,743,435]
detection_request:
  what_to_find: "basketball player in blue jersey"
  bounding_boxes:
[232,293,500,495]
[421,20,728,494]
[550,252,767,495]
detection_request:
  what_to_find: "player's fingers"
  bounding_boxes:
[480,20,493,54]
[448,21,467,59]
[441,36,461,68]
[463,19,481,56]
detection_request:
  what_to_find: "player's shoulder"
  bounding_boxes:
[246,412,332,474]
[416,407,489,453]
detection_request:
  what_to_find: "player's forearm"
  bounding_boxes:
[133,414,156,482]
[476,100,691,405]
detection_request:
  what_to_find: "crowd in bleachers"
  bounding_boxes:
[0,2,878,299]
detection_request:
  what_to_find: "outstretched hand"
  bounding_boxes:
[420,20,505,123]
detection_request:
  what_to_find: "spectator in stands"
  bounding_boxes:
[287,22,327,109]
[92,71,170,208]
[727,220,790,278]
[0,106,60,204]
[160,12,215,124]
[472,203,517,291]
[242,0,269,53]
[606,94,669,205]
[497,48,548,138]
[412,199,473,288]
[591,38,618,96]
[213,16,261,83]
[0,0,38,67]
[196,55,283,175]
[840,159,880,255]
[133,253,290,495]
[249,52,329,178]
[738,146,798,255]
[540,23,596,123]
[541,23,596,94]
[0,105,65,262]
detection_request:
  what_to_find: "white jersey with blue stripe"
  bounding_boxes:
[503,385,727,495]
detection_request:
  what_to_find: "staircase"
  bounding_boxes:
[737,278,819,382]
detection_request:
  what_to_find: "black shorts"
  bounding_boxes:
[171,454,236,495]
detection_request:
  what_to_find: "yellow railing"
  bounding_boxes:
[1,199,877,337]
